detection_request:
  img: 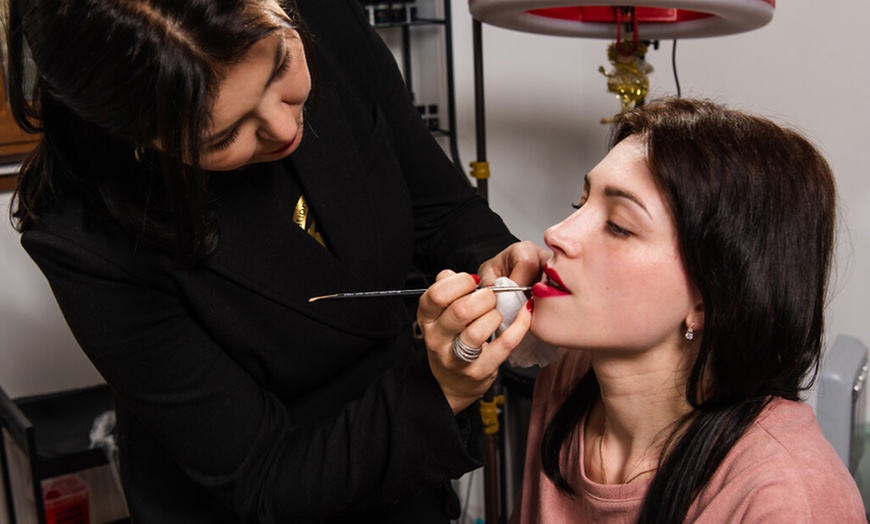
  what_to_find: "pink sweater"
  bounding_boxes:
[511,351,867,523]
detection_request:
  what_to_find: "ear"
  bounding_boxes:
[687,299,705,332]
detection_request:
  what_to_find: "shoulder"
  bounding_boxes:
[294,0,393,111]
[740,399,852,483]
[295,0,373,51]
[692,398,866,522]
[22,193,166,282]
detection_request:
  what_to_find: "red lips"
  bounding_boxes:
[268,140,294,155]
[532,266,571,298]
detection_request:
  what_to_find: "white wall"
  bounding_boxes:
[0,192,103,398]
[0,0,866,410]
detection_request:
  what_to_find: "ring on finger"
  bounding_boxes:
[452,335,482,363]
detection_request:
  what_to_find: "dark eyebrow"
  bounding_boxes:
[604,185,651,218]
[205,34,288,145]
[264,34,289,89]
[587,173,651,218]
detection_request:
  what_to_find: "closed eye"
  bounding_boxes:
[274,49,291,79]
[209,128,240,152]
[607,220,632,238]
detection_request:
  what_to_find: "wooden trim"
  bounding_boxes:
[0,47,39,188]
[0,174,15,192]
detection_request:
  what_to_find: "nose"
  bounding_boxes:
[256,100,298,144]
[544,208,586,257]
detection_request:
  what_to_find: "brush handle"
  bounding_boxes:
[308,285,532,302]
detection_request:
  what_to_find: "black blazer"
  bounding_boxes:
[21,1,518,522]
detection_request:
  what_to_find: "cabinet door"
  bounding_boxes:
[0,79,37,155]
[0,30,39,191]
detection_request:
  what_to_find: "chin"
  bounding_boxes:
[529,319,557,347]
[531,314,590,350]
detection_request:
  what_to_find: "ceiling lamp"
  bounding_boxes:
[468,0,775,39]
[469,1,775,118]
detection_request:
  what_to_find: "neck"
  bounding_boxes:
[586,348,694,484]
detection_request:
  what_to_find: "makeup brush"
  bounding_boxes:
[308,285,532,302]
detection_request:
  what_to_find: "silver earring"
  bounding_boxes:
[685,323,695,341]
[134,145,145,162]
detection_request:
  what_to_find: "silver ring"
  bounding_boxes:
[452,335,482,363]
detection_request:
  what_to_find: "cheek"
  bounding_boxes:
[614,252,695,341]
[643,251,693,305]
[531,250,691,349]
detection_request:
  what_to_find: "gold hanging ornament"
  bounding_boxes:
[598,8,653,123]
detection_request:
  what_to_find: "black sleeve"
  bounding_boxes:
[308,0,519,275]
[22,230,484,522]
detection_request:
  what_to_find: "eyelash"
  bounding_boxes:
[607,221,632,237]
[210,128,240,152]
[276,50,292,77]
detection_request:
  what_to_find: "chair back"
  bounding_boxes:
[0,384,42,524]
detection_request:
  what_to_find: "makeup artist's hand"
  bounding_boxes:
[417,270,532,414]
[477,240,548,287]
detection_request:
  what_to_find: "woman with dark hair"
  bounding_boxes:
[5,0,544,521]
[511,98,865,522]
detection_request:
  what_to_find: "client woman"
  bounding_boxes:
[511,97,866,522]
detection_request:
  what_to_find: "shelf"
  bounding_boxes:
[371,18,447,28]
[365,0,461,167]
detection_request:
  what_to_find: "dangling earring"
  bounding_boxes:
[685,322,695,341]
[134,145,145,162]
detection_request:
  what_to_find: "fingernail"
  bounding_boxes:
[525,298,534,313]
[471,274,481,285]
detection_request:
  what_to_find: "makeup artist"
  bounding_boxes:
[5,0,544,522]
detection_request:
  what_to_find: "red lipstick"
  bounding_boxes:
[268,140,295,155]
[532,266,571,298]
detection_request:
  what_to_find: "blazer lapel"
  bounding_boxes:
[290,83,388,268]
[202,86,409,340]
